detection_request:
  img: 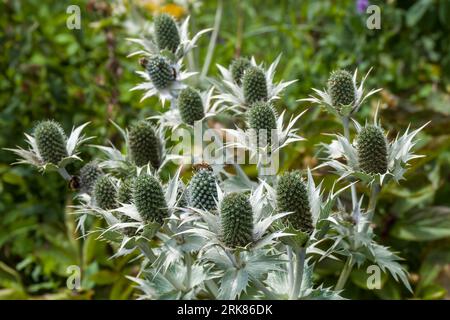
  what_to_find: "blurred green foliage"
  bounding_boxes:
[0,0,449,299]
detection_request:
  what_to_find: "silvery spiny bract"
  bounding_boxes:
[128,120,161,168]
[154,13,180,53]
[220,192,254,248]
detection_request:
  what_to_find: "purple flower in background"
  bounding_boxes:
[356,0,369,13]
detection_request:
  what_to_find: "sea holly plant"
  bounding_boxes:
[5,11,428,300]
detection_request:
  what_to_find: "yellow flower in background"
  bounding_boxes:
[138,0,186,18]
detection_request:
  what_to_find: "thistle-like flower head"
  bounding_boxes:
[93,175,118,210]
[189,166,218,211]
[146,55,176,90]
[247,101,277,147]
[79,161,103,195]
[154,13,180,53]
[133,173,168,225]
[299,68,381,116]
[243,65,268,104]
[6,121,91,172]
[214,55,297,110]
[230,57,251,85]
[128,120,161,169]
[117,178,134,204]
[220,192,254,248]
[276,171,313,236]
[327,70,356,109]
[177,87,205,125]
[356,125,388,175]
[319,109,429,185]
[34,120,68,165]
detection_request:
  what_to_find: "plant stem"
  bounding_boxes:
[205,279,219,298]
[200,0,223,81]
[362,183,380,233]
[290,247,306,300]
[341,116,358,220]
[335,256,354,292]
[58,167,71,181]
[286,246,294,290]
[184,252,192,290]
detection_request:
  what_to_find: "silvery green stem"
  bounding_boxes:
[184,252,192,290]
[286,246,294,291]
[341,116,359,220]
[290,247,306,300]
[57,167,71,181]
[205,279,219,298]
[200,0,223,81]
[335,255,354,292]
[362,183,380,233]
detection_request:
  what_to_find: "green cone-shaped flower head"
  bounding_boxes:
[276,171,313,234]
[133,174,168,225]
[243,65,268,104]
[327,70,356,108]
[230,57,251,85]
[154,13,180,53]
[357,125,388,175]
[189,166,218,211]
[117,178,134,204]
[177,87,205,125]
[128,120,161,169]
[247,101,277,147]
[146,55,175,89]
[220,192,253,248]
[79,161,103,194]
[34,120,68,165]
[93,175,117,210]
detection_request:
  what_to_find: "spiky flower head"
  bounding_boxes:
[93,175,117,210]
[177,87,205,125]
[154,13,180,53]
[117,178,134,204]
[176,181,189,208]
[220,192,253,248]
[128,120,161,169]
[34,120,68,165]
[357,125,388,175]
[230,57,251,85]
[242,65,268,104]
[146,55,175,90]
[79,161,103,194]
[327,70,356,108]
[276,171,313,235]
[247,101,277,147]
[133,173,168,225]
[189,165,218,211]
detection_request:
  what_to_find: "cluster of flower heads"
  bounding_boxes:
[6,11,429,300]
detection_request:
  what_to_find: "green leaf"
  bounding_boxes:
[391,206,450,241]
